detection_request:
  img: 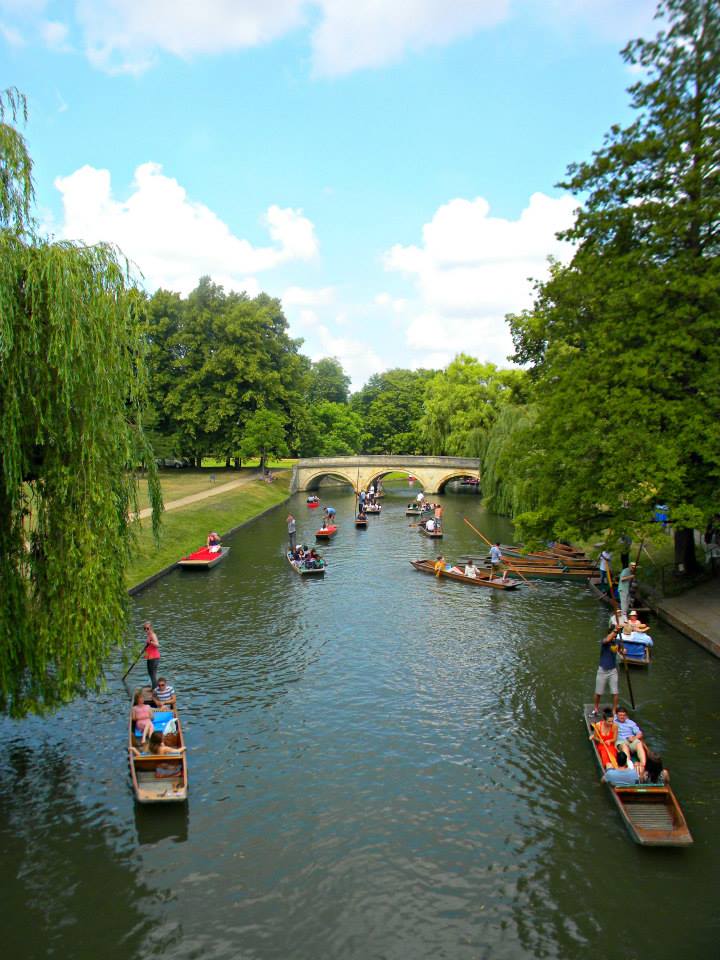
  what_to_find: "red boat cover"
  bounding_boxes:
[308,502,319,508]
[316,525,337,536]
[183,546,220,562]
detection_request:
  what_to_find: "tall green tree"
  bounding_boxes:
[147,280,309,463]
[508,0,720,564]
[239,409,289,473]
[0,89,161,716]
[351,368,435,454]
[308,357,351,404]
[420,355,527,458]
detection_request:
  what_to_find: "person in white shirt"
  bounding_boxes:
[463,561,478,579]
[425,518,436,533]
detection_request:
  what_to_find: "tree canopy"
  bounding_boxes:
[0,90,161,716]
[308,357,351,405]
[505,0,720,559]
[351,368,436,454]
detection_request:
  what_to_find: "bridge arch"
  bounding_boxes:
[435,471,482,493]
[366,468,433,492]
[303,470,357,492]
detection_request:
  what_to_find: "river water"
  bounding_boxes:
[1,482,718,959]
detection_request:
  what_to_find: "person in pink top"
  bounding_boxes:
[131,689,154,743]
[143,621,161,689]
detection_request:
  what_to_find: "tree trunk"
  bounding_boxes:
[674,527,700,574]
[259,451,266,474]
[233,457,241,470]
[225,455,231,468]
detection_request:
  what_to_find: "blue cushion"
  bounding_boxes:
[624,642,647,657]
[152,711,174,730]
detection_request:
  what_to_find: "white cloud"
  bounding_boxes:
[385,192,576,366]
[53,161,318,295]
[40,19,71,50]
[0,21,23,45]
[524,0,657,41]
[282,285,335,307]
[310,0,509,77]
[75,0,307,73]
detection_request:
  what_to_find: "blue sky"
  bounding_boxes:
[1,0,659,386]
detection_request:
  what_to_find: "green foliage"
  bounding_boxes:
[0,88,33,234]
[308,357,351,404]
[239,409,289,471]
[420,354,528,457]
[506,0,720,556]
[311,401,364,456]
[481,404,538,517]
[351,368,436,453]
[146,278,309,461]
[0,91,162,715]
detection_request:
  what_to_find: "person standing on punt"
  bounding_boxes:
[143,622,161,691]
[489,542,504,578]
[287,514,296,551]
[592,628,622,717]
[618,561,637,614]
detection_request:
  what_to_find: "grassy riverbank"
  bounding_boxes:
[127,473,290,588]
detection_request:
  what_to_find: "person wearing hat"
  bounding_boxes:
[618,561,637,614]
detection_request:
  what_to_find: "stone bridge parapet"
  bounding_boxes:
[290,456,480,496]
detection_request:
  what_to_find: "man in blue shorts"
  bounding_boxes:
[592,628,621,716]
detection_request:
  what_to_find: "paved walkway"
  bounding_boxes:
[135,473,262,520]
[654,577,720,658]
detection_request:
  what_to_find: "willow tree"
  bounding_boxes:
[0,89,162,716]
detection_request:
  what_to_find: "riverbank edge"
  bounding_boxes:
[128,494,290,596]
[587,575,720,659]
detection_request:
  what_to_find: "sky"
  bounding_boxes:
[1,0,660,387]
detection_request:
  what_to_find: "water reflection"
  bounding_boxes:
[1,483,719,959]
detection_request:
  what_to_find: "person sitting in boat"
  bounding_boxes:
[306,495,320,504]
[642,751,669,785]
[627,610,650,632]
[614,707,647,773]
[609,609,627,629]
[601,749,639,786]
[132,690,155,744]
[589,707,619,769]
[206,531,222,553]
[132,731,186,778]
[425,518,436,533]
[357,508,367,521]
[152,677,176,708]
[433,555,446,576]
[463,560,478,579]
[620,621,653,648]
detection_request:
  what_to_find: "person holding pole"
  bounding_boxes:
[592,627,623,717]
[287,514,296,551]
[143,622,161,690]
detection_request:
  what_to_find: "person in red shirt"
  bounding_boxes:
[143,621,161,690]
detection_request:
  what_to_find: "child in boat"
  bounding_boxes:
[206,531,222,553]
[132,690,154,743]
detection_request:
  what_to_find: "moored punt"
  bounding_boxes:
[583,704,692,846]
[316,524,338,540]
[128,697,187,804]
[410,559,520,590]
[586,578,652,618]
[287,550,326,575]
[178,545,230,569]
[461,556,590,581]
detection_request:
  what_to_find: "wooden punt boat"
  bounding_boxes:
[418,524,443,539]
[128,695,188,804]
[583,704,692,846]
[365,503,382,514]
[355,516,368,528]
[178,545,229,569]
[461,556,590,581]
[587,578,652,618]
[315,524,337,540]
[410,559,520,590]
[406,505,423,516]
[287,550,326,575]
[617,633,652,667]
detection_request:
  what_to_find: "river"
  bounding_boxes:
[1,482,718,959]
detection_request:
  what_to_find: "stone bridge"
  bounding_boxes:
[290,456,481,496]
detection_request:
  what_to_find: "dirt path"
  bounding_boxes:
[135,473,264,520]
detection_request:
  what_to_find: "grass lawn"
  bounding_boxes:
[127,474,290,588]
[134,467,291,511]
